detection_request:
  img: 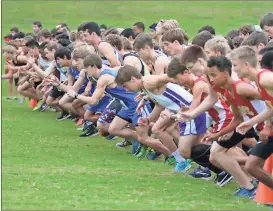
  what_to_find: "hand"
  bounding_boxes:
[67,90,77,98]
[45,75,60,87]
[137,117,149,127]
[136,99,145,115]
[201,131,219,143]
[134,92,146,102]
[27,56,35,65]
[259,127,272,143]
[236,121,253,135]
[180,104,190,112]
[175,112,194,122]
[218,131,234,141]
[160,109,171,119]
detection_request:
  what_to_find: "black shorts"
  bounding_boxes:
[14,78,19,86]
[34,81,42,88]
[49,86,65,99]
[250,137,273,160]
[216,128,257,149]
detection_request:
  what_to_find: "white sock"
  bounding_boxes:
[171,149,186,163]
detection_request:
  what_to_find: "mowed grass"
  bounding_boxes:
[1,1,272,210]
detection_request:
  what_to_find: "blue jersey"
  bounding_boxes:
[85,69,138,109]
[69,67,80,80]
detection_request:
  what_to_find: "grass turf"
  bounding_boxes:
[2,1,272,210]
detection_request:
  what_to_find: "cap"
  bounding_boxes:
[149,23,157,31]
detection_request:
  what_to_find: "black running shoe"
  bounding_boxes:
[215,171,233,187]
[56,112,70,121]
[80,125,99,137]
[116,140,132,147]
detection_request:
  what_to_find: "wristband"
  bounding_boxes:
[56,83,61,88]
[74,93,79,99]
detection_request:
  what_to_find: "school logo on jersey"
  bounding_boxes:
[239,106,254,116]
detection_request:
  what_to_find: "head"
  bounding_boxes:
[161,28,185,56]
[232,36,244,49]
[104,34,123,51]
[120,28,136,42]
[180,45,208,77]
[149,23,157,38]
[239,24,253,39]
[81,22,101,45]
[132,22,145,34]
[10,27,19,36]
[260,51,273,71]
[192,31,214,48]
[38,42,49,59]
[241,31,268,52]
[2,45,17,59]
[260,13,273,37]
[54,47,72,67]
[167,56,191,86]
[104,27,119,37]
[161,20,180,35]
[71,45,95,70]
[206,56,232,87]
[258,47,273,64]
[25,39,40,57]
[115,65,143,92]
[133,33,154,60]
[83,54,103,77]
[226,29,240,40]
[38,29,52,43]
[225,37,234,50]
[100,24,107,37]
[266,41,273,48]
[32,21,42,33]
[198,25,216,35]
[230,46,258,78]
[204,36,231,58]
[56,23,69,32]
[12,32,25,47]
[122,37,133,52]
[44,41,59,60]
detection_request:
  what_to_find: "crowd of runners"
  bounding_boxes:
[2,12,273,201]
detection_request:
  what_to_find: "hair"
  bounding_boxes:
[82,22,101,36]
[100,24,107,30]
[38,42,49,50]
[192,31,214,48]
[120,28,136,39]
[58,38,71,47]
[45,41,59,51]
[225,37,234,50]
[38,29,52,40]
[261,51,273,70]
[207,56,232,76]
[266,41,273,48]
[10,27,19,33]
[104,34,123,51]
[260,13,273,29]
[33,21,42,28]
[181,45,207,64]
[122,37,133,51]
[241,31,268,47]
[198,25,216,35]
[115,65,142,85]
[2,45,17,54]
[54,47,71,60]
[77,22,87,32]
[204,36,231,55]
[258,47,273,55]
[25,39,39,49]
[72,45,94,59]
[239,24,253,35]
[161,20,179,34]
[167,56,187,78]
[161,28,185,45]
[69,31,77,42]
[133,33,153,50]
[226,29,240,40]
[83,53,102,69]
[232,36,244,48]
[133,22,145,31]
[104,27,119,37]
[13,31,25,40]
[230,46,258,68]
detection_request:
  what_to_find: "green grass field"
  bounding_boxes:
[2,1,273,210]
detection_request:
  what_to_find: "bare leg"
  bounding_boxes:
[108,116,136,140]
[178,134,201,158]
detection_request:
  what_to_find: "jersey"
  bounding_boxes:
[123,52,150,76]
[97,41,123,67]
[195,77,233,133]
[257,69,273,109]
[142,82,193,113]
[224,80,266,131]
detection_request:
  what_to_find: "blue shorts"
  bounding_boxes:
[179,112,208,136]
[87,95,110,114]
[117,102,152,126]
[98,99,123,124]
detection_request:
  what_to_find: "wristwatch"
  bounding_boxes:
[74,93,79,99]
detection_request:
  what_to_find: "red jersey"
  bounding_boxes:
[194,77,233,133]
[225,80,266,131]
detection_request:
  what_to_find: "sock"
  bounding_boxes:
[171,149,186,163]
[85,120,93,127]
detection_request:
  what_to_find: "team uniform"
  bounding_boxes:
[250,70,273,160]
[49,61,67,99]
[142,82,208,136]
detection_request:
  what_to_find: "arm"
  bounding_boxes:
[98,42,121,68]
[154,57,169,75]
[74,76,109,105]
[67,70,75,86]
[144,74,174,90]
[236,82,262,100]
[72,70,88,93]
[188,82,208,111]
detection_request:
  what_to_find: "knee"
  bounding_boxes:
[151,125,161,136]
[46,98,53,106]
[108,125,118,135]
[245,159,257,175]
[84,112,91,120]
[179,148,191,159]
